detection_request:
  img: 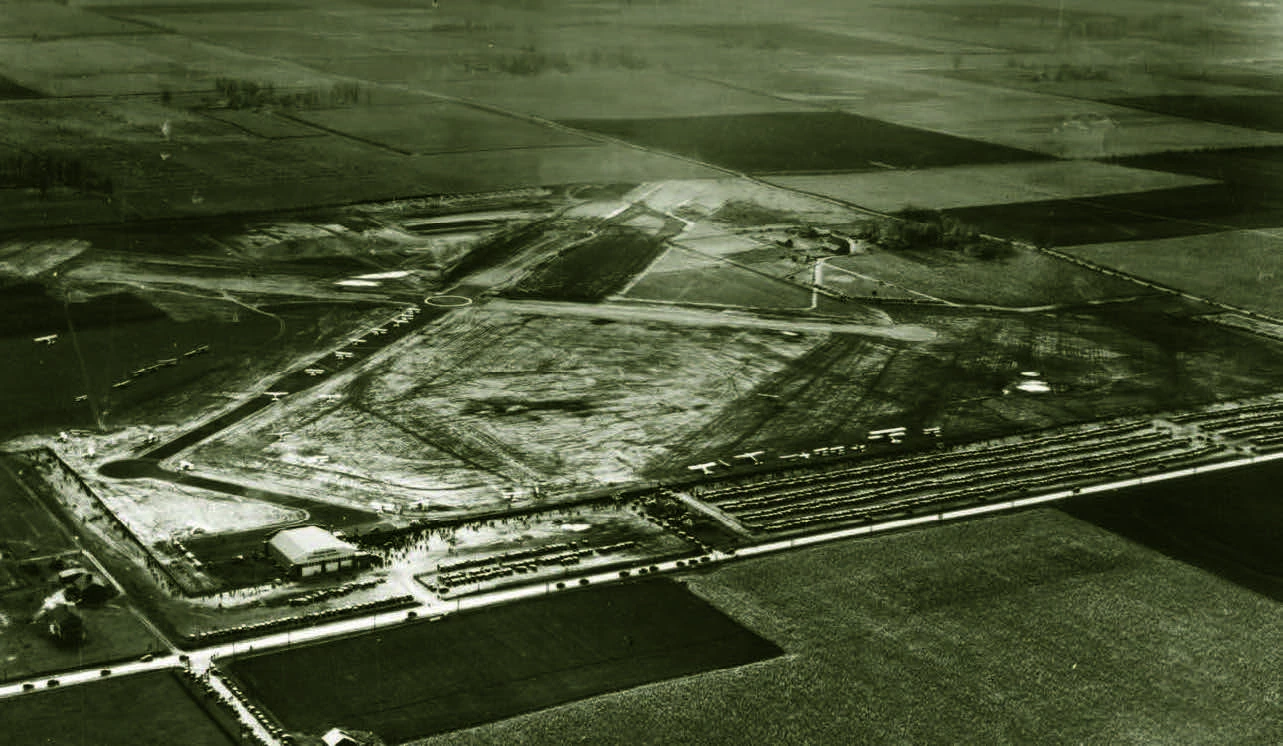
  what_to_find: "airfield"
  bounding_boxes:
[4,0,1283,743]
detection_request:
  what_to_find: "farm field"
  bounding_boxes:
[504,226,670,302]
[942,183,1283,247]
[702,65,1283,158]
[0,670,236,746]
[1065,435,1283,599]
[767,161,1215,213]
[293,102,594,155]
[560,111,1048,175]
[823,245,1151,307]
[424,70,812,121]
[1108,95,1283,132]
[0,453,73,560]
[419,508,1283,745]
[1060,229,1283,318]
[226,579,782,744]
[623,263,817,310]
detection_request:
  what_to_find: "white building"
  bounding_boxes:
[266,526,370,578]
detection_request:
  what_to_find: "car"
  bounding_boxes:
[99,669,112,677]
[22,683,35,692]
[46,679,60,687]
[139,653,155,662]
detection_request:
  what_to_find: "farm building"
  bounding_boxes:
[266,526,372,578]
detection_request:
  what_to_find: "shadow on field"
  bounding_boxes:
[225,578,782,743]
[1060,459,1283,601]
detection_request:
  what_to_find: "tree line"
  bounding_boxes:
[856,207,1015,260]
[211,78,366,110]
[0,153,113,198]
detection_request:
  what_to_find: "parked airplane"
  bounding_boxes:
[264,391,289,401]
[33,334,58,345]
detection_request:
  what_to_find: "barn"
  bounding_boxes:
[266,526,371,578]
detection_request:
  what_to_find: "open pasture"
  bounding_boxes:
[560,111,1048,175]
[293,102,593,155]
[1113,93,1283,132]
[622,260,816,311]
[943,182,1283,248]
[767,160,1215,213]
[0,454,73,559]
[824,246,1150,308]
[0,670,235,746]
[426,70,811,121]
[1061,228,1283,318]
[227,579,781,744]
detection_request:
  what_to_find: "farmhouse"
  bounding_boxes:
[266,526,371,578]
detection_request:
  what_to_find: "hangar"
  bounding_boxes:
[266,526,372,578]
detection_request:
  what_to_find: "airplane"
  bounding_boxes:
[264,391,289,401]
[319,394,343,402]
[73,394,88,403]
[335,351,354,360]
[303,368,326,376]
[349,337,368,345]
[687,462,719,475]
[370,327,388,335]
[733,451,766,464]
[780,451,812,461]
[33,334,58,345]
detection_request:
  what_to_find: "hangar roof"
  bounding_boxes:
[269,525,358,566]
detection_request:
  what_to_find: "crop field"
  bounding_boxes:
[226,579,781,744]
[651,304,1283,472]
[654,23,929,57]
[824,246,1150,307]
[423,509,1283,745]
[424,70,810,121]
[0,454,73,559]
[853,86,1283,159]
[941,183,1283,248]
[767,161,1215,212]
[190,305,820,513]
[622,262,816,311]
[293,102,594,155]
[1060,229,1283,318]
[932,65,1275,104]
[505,226,669,302]
[560,111,1048,175]
[1108,95,1283,132]
[0,670,236,746]
[1066,459,1283,600]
